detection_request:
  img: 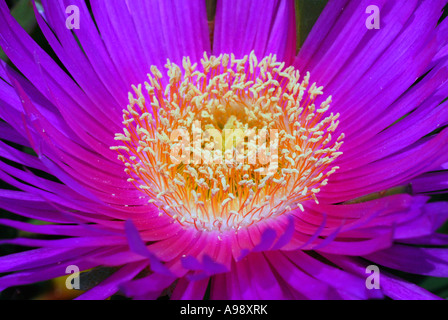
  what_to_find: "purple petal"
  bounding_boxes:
[214,0,296,64]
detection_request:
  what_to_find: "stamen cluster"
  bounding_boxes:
[112,52,344,232]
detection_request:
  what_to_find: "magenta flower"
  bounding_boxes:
[0,0,448,300]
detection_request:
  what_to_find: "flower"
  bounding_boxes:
[0,0,448,300]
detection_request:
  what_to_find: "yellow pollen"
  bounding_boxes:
[112,51,344,232]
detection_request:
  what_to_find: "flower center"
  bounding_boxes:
[111,52,344,232]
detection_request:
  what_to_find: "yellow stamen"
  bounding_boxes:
[112,51,344,232]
